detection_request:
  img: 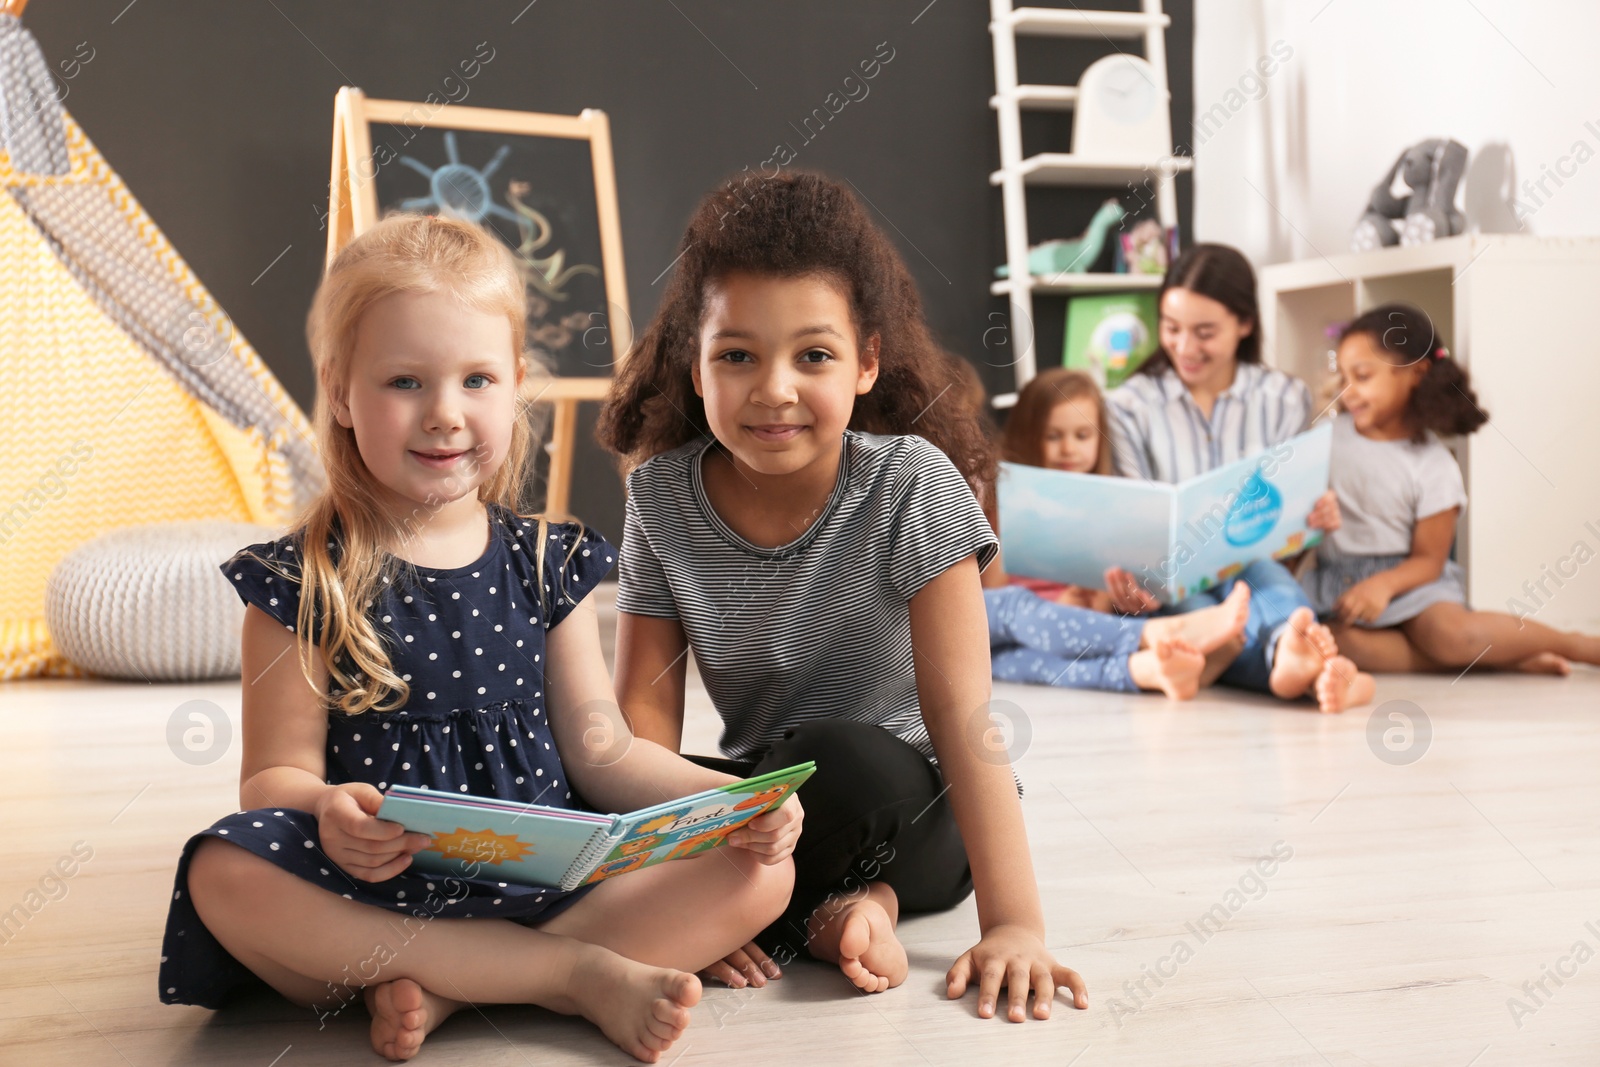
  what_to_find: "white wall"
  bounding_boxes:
[1192,0,1600,265]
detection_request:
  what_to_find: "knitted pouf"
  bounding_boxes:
[46,521,282,681]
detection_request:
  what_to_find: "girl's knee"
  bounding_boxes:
[761,856,796,925]
[1411,621,1479,666]
[724,848,794,927]
[188,836,268,900]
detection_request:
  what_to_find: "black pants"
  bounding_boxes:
[686,719,973,964]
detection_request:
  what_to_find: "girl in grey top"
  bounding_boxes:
[1308,304,1600,675]
[600,171,1088,1021]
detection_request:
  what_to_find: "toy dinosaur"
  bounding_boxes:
[996,199,1126,278]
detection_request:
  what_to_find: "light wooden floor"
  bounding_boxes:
[4,583,1598,1065]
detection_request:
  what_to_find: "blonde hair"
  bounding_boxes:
[263,213,575,715]
[1000,368,1114,476]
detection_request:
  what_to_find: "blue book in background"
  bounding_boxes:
[376,762,815,891]
[997,422,1332,604]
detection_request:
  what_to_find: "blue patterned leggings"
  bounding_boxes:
[985,586,1144,692]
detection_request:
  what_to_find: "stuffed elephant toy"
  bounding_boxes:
[1351,139,1469,251]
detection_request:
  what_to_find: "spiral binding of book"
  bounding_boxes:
[562,827,623,890]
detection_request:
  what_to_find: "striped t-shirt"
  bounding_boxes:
[615,429,999,762]
[1106,362,1312,482]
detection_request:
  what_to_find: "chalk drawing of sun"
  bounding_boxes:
[429,827,534,867]
[398,131,520,227]
[395,132,600,307]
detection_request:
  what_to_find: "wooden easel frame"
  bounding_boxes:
[325,88,630,519]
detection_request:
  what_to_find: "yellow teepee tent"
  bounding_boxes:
[0,4,324,679]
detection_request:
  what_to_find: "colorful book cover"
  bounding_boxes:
[997,422,1332,604]
[1062,292,1159,389]
[376,762,816,891]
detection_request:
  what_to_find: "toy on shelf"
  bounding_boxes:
[995,199,1125,278]
[1063,292,1158,389]
[1119,218,1169,275]
[1351,139,1469,252]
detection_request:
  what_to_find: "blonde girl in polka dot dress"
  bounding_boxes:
[158,214,801,1063]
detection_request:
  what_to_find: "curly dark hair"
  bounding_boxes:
[1340,303,1487,441]
[1137,242,1261,377]
[596,171,996,495]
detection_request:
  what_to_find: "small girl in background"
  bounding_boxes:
[1308,303,1600,673]
[158,214,801,1064]
[997,368,1114,611]
[1002,367,1113,479]
[982,367,1248,698]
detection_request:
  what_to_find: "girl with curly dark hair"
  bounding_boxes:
[598,171,1087,1020]
[1305,303,1600,674]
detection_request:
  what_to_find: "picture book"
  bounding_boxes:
[376,762,816,891]
[1062,291,1159,389]
[997,422,1332,604]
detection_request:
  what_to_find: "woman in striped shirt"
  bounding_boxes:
[600,172,1087,1023]
[1103,244,1375,713]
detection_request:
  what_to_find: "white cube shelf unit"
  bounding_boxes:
[1259,234,1600,630]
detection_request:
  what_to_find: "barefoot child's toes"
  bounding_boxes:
[1303,617,1341,662]
[1516,651,1572,676]
[839,951,890,993]
[834,898,908,993]
[645,973,700,1047]
[569,947,701,1063]
[1269,607,1330,700]
[365,978,459,1062]
[1152,638,1205,700]
[1313,655,1375,713]
[663,972,701,1022]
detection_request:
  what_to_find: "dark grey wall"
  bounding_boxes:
[25,0,1191,542]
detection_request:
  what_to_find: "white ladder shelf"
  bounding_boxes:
[988,0,1191,401]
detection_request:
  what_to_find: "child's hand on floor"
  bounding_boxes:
[946,924,1088,1021]
[314,782,432,882]
[1308,489,1342,532]
[728,796,803,863]
[1335,577,1394,625]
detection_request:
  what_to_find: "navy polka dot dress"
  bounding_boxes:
[157,503,616,1008]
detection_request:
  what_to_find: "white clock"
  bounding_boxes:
[1073,54,1170,162]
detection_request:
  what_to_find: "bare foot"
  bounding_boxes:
[365,978,464,1062]
[560,946,701,1062]
[1200,634,1245,687]
[1567,632,1600,667]
[1269,607,1336,700]
[1312,655,1375,713]
[806,881,908,993]
[834,897,909,993]
[1515,652,1572,676]
[1142,583,1251,654]
[1129,638,1206,700]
